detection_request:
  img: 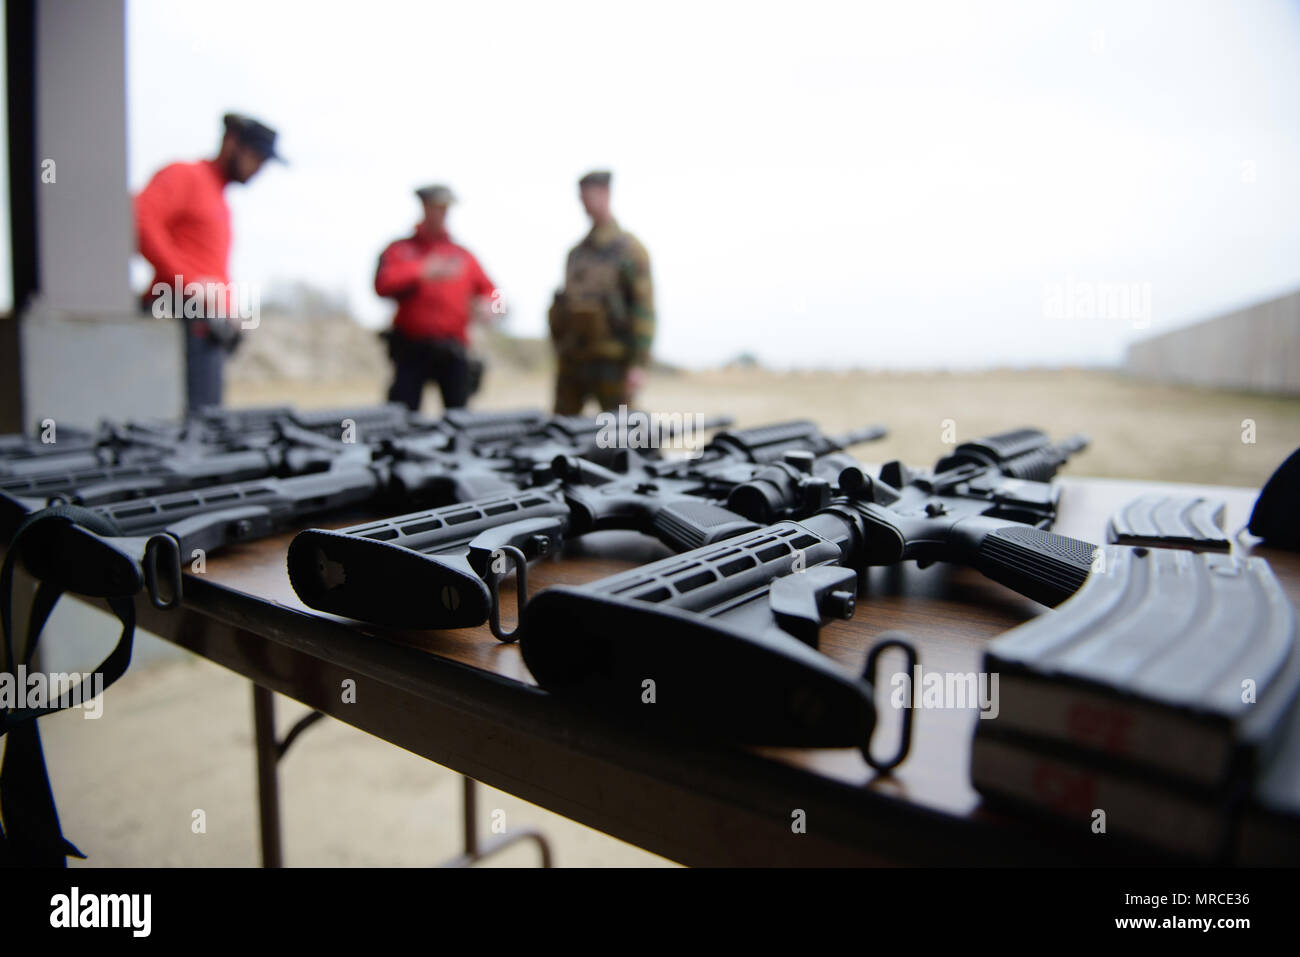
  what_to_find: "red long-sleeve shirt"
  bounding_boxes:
[134,159,232,291]
[374,228,496,343]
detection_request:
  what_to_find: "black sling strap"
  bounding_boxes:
[0,505,138,866]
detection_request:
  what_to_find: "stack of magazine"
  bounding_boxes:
[972,544,1299,861]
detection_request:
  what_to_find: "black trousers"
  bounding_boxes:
[140,293,238,415]
[184,327,225,415]
[386,332,472,411]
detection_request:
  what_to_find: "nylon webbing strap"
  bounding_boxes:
[0,504,138,865]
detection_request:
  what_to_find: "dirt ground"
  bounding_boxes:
[38,614,672,868]
[232,366,1300,488]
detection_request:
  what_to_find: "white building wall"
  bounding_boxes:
[1125,289,1300,395]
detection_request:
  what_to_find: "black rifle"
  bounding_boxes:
[0,439,346,506]
[382,412,733,504]
[0,406,276,468]
[0,406,562,540]
[516,428,1095,757]
[286,421,886,637]
[2,407,734,611]
[842,429,1092,605]
[190,402,441,445]
[0,413,239,463]
[471,412,736,475]
[0,423,104,460]
[0,403,718,866]
[0,401,392,466]
[0,402,449,486]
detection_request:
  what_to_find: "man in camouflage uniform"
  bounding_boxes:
[549,170,655,414]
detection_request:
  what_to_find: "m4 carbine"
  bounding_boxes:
[0,402,416,472]
[515,428,1096,760]
[0,407,559,545]
[1,407,729,613]
[285,421,887,637]
[842,429,1092,606]
[0,404,542,502]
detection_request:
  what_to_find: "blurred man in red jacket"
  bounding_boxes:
[135,113,282,414]
[375,185,498,410]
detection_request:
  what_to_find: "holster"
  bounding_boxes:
[467,356,485,396]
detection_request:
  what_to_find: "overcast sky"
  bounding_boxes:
[113,0,1300,368]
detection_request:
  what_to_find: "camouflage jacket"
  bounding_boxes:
[550,220,655,365]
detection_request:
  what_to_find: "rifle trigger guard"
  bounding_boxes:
[144,534,183,610]
[486,545,528,643]
[861,634,917,773]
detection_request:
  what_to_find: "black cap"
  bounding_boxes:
[223,113,284,162]
[415,184,456,205]
[578,170,611,188]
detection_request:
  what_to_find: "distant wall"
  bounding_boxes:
[1124,289,1300,395]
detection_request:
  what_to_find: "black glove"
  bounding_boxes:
[205,317,244,355]
[467,356,485,396]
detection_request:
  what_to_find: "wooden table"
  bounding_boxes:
[125,474,1297,866]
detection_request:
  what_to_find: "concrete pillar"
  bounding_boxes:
[34,0,134,313]
[13,0,184,433]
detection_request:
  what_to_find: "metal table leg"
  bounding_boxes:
[251,686,551,868]
[438,776,553,868]
[252,685,324,868]
[252,685,283,868]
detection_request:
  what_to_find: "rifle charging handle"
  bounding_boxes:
[783,450,815,473]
